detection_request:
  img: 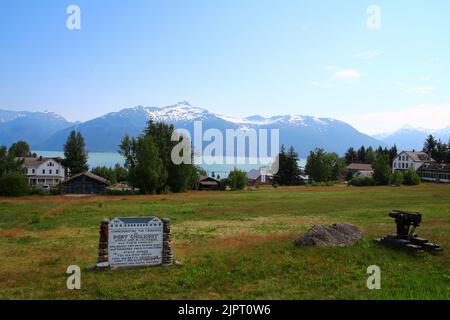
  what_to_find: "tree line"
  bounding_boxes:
[423,135,450,163]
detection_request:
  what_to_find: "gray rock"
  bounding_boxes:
[295,223,363,247]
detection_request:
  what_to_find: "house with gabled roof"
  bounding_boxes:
[17,156,66,188]
[392,150,434,173]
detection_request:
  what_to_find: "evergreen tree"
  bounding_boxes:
[285,146,302,185]
[345,147,357,165]
[357,146,366,163]
[389,145,398,163]
[423,135,437,154]
[274,145,288,185]
[365,147,376,164]
[63,131,89,176]
[435,140,449,163]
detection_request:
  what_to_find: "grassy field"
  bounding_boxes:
[0,184,449,300]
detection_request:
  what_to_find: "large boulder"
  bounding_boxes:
[295,223,363,247]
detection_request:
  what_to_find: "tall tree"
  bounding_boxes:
[388,145,398,163]
[273,145,288,185]
[345,147,357,165]
[357,146,366,163]
[372,153,391,185]
[64,130,89,176]
[0,146,24,176]
[326,152,346,181]
[423,135,437,154]
[285,146,302,185]
[305,148,332,182]
[365,146,376,164]
[120,134,166,194]
[9,141,31,158]
[145,119,192,193]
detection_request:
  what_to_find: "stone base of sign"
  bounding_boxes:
[94,217,174,270]
[95,218,110,270]
[162,218,174,266]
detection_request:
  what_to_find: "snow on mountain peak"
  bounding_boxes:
[145,102,209,122]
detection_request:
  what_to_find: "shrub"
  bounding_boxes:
[0,172,29,196]
[223,169,248,191]
[349,176,376,187]
[372,154,391,185]
[403,168,421,185]
[390,171,403,187]
[219,178,229,191]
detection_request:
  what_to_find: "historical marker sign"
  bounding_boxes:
[108,217,163,267]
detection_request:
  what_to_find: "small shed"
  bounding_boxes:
[246,169,273,186]
[198,176,220,191]
[61,172,111,195]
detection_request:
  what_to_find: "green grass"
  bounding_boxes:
[0,184,449,299]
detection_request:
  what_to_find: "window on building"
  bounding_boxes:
[42,169,46,174]
[49,170,52,174]
[56,169,59,175]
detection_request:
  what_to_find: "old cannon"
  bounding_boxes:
[376,210,442,253]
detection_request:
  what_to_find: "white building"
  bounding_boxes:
[19,156,66,187]
[392,151,434,173]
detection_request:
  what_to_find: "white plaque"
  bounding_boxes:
[108,217,163,267]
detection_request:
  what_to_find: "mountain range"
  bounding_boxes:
[0,102,415,157]
[373,125,450,151]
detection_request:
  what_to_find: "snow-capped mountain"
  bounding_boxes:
[434,126,450,141]
[373,125,450,151]
[0,110,74,148]
[36,102,383,156]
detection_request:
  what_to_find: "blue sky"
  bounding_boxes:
[1,0,449,134]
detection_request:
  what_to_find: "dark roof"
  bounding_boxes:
[199,180,219,186]
[418,162,450,172]
[346,163,373,171]
[17,157,64,168]
[62,171,111,186]
[199,176,220,183]
[113,217,159,224]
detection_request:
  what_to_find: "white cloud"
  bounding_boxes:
[334,69,361,79]
[354,50,384,60]
[341,103,450,135]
